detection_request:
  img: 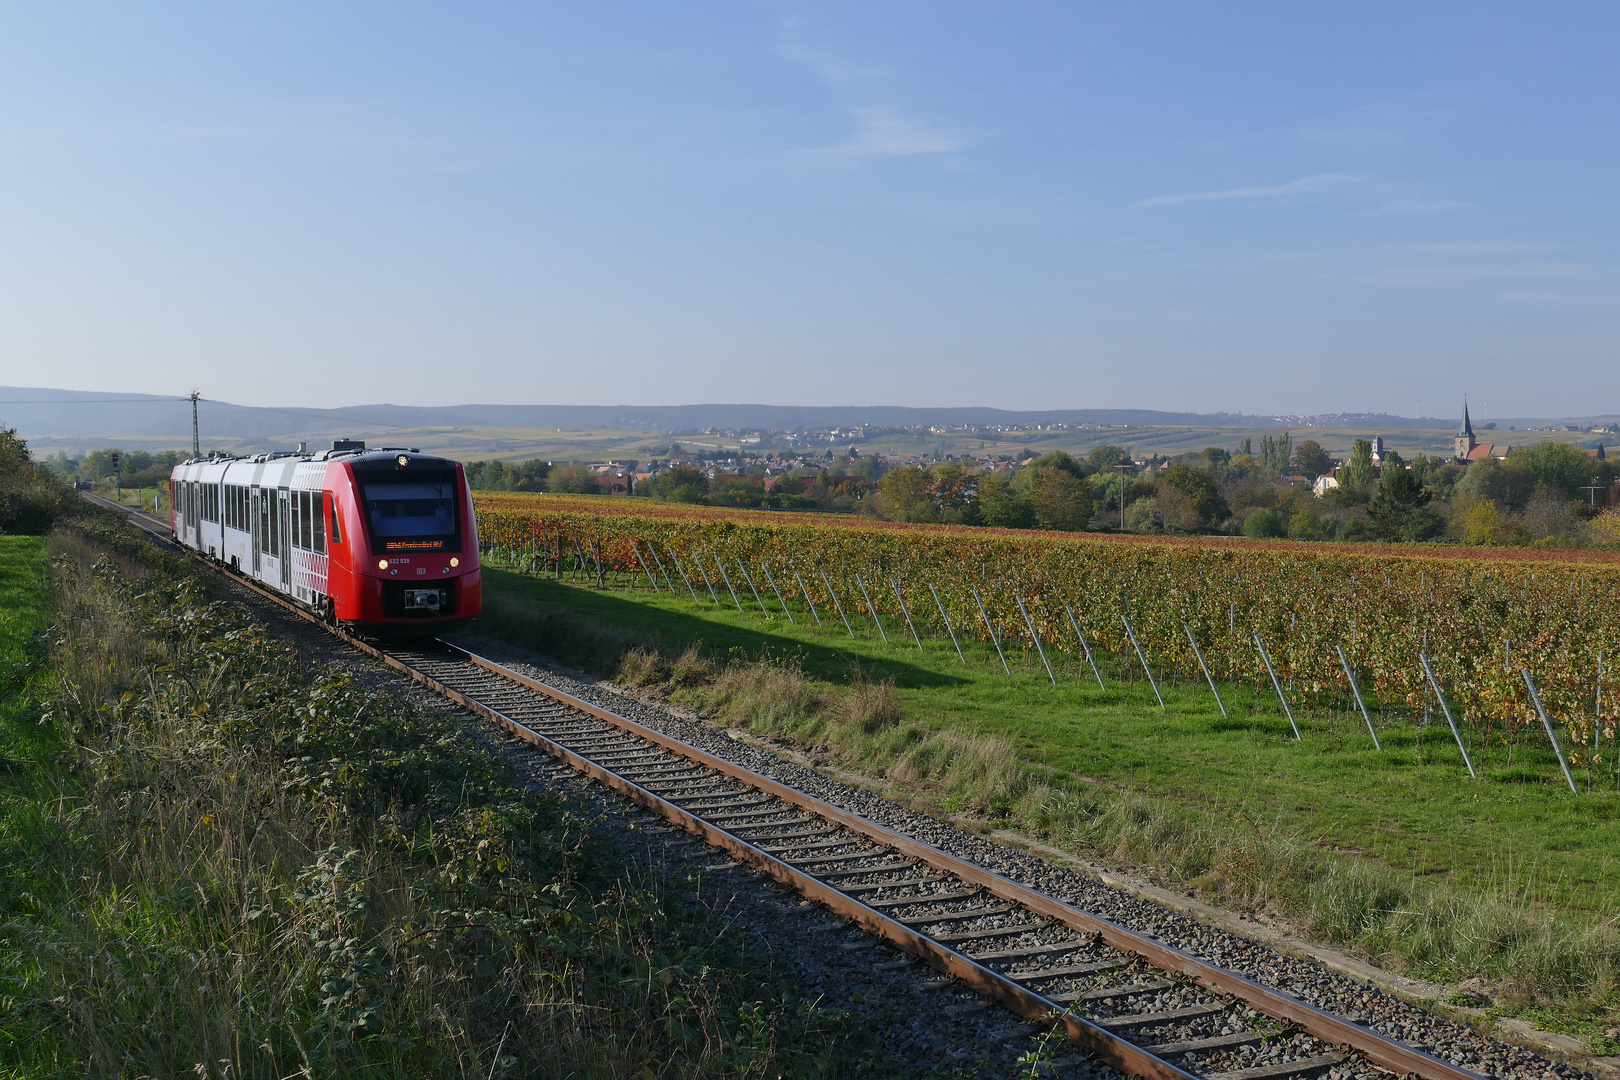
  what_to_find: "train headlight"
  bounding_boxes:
[450,557,459,567]
[396,454,410,467]
[378,559,389,570]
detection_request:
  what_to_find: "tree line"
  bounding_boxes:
[866,438,1620,547]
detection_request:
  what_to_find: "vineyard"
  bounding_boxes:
[475,494,1620,785]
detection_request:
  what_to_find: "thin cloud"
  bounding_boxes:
[1135,172,1360,208]
[1369,262,1588,287]
[1368,195,1471,215]
[796,105,970,166]
[1415,240,1549,255]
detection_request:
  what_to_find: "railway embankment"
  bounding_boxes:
[0,517,956,1078]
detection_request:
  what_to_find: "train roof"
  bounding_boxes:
[176,441,456,468]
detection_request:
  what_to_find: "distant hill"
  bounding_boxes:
[0,385,1608,453]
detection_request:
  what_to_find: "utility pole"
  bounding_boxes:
[1583,475,1604,507]
[189,390,201,457]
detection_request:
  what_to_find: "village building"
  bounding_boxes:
[1454,401,1504,462]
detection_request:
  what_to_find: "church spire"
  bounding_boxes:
[1455,397,1480,459]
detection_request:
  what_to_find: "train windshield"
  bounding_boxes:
[356,468,460,553]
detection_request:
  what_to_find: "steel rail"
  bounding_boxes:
[92,494,1486,1080]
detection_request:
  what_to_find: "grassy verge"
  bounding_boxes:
[0,520,927,1078]
[469,564,1620,1042]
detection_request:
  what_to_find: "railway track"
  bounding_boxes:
[95,493,1486,1080]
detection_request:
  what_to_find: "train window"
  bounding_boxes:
[353,467,459,554]
[327,494,342,544]
[313,493,326,553]
[302,492,314,550]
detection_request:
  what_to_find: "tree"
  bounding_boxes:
[1337,438,1374,492]
[1291,440,1331,480]
[1366,454,1443,541]
[1460,499,1508,545]
[1124,495,1162,533]
[1156,486,1204,532]
[0,426,73,534]
[1159,464,1228,529]
[1029,469,1092,531]
[876,467,937,523]
[1455,454,1535,511]
[548,463,602,495]
[927,462,976,522]
[1242,508,1286,538]
[1085,445,1129,471]
[1590,509,1620,547]
[1026,450,1087,479]
[1511,440,1592,499]
[645,465,707,503]
[1200,447,1232,477]
[1286,506,1333,541]
[978,474,1035,529]
[1259,433,1293,476]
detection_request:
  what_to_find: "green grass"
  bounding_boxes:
[472,563,1620,1017]
[0,536,59,926]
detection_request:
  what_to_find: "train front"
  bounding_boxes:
[330,451,482,632]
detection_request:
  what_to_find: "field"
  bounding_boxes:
[469,494,1620,1032]
[478,493,1620,755]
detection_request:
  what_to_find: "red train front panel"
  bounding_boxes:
[323,453,482,628]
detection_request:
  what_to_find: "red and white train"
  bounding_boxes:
[168,440,481,632]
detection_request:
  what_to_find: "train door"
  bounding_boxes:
[251,486,263,576]
[278,488,292,590]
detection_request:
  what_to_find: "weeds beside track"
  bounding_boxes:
[0,518,908,1078]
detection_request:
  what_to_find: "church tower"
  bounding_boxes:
[1455,400,1478,459]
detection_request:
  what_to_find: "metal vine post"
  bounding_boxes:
[713,556,745,612]
[819,568,856,638]
[736,559,772,618]
[628,539,661,591]
[1334,644,1381,750]
[1121,613,1164,709]
[855,574,888,644]
[761,563,795,624]
[1418,653,1477,778]
[928,582,966,663]
[794,570,824,628]
[1016,596,1056,685]
[1064,605,1105,690]
[1253,634,1301,739]
[891,579,925,652]
[1182,622,1227,718]
[667,547,701,602]
[971,586,1011,676]
[1522,668,1579,794]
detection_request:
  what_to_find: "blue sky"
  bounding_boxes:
[1,2,1616,416]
